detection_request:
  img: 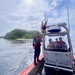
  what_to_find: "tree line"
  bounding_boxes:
[4,29,41,39]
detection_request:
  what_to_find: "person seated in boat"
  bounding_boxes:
[47,38,54,49]
[54,38,59,48]
[41,19,48,33]
[58,37,67,49]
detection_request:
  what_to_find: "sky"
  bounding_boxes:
[0,0,75,38]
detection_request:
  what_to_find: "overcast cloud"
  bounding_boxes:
[0,0,75,38]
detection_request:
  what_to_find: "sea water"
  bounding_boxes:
[0,39,34,75]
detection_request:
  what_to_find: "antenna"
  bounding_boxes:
[67,6,70,32]
[44,15,48,22]
[44,15,46,20]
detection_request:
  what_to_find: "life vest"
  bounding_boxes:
[47,42,54,49]
[54,42,59,48]
[58,41,65,48]
[33,36,41,47]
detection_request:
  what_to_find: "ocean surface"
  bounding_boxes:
[0,38,75,75]
[0,38,35,75]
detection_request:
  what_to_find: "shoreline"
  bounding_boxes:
[0,38,33,41]
[16,38,33,41]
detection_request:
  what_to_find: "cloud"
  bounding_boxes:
[0,0,75,36]
[10,0,64,30]
[50,0,63,7]
[7,0,51,31]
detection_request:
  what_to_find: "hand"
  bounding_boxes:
[33,46,35,49]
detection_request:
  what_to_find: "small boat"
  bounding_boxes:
[43,23,74,75]
[20,23,75,75]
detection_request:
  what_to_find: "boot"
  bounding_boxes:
[37,58,41,62]
[34,60,37,65]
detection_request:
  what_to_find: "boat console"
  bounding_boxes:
[42,23,74,75]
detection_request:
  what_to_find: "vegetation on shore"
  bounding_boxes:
[4,29,41,39]
[0,36,4,38]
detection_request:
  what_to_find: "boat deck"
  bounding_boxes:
[27,58,75,75]
[20,55,75,75]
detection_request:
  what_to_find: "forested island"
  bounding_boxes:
[4,29,41,39]
[0,36,4,38]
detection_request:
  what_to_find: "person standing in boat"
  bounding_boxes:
[33,32,41,65]
[41,19,48,33]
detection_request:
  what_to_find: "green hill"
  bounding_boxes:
[4,29,41,39]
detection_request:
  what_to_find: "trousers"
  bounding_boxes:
[34,46,40,60]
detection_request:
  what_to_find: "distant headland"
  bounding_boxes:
[3,29,41,39]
